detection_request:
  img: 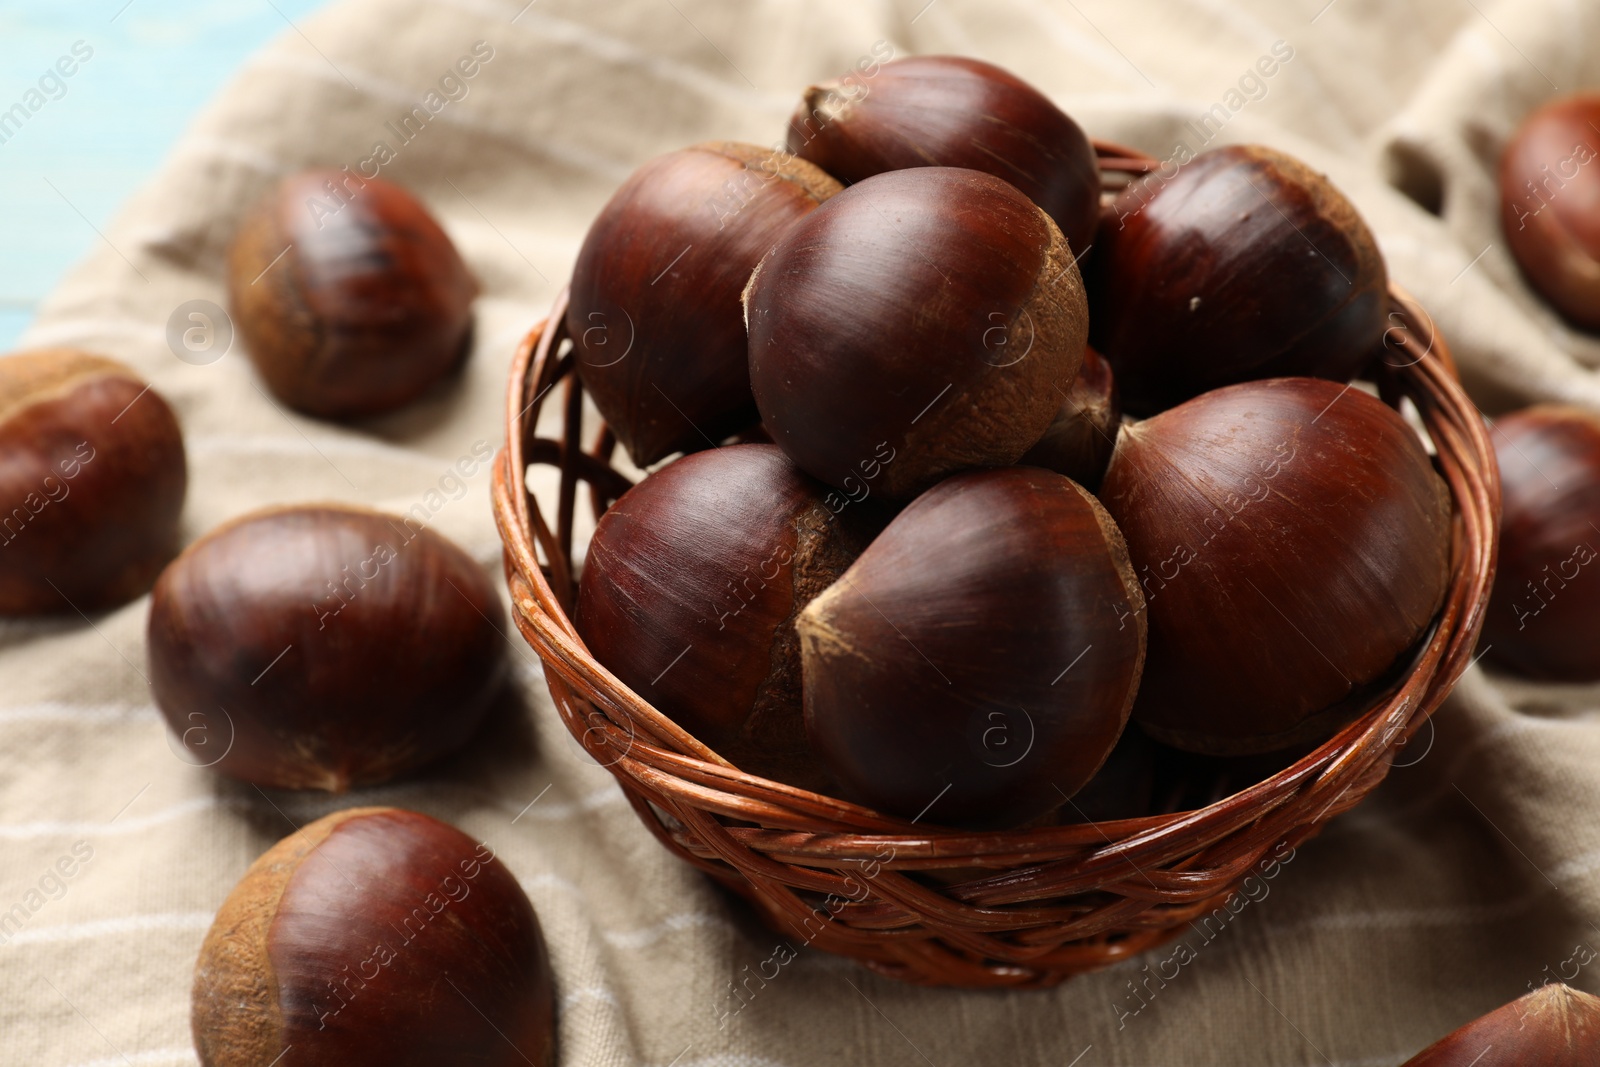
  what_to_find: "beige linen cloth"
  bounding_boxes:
[6,0,1600,1063]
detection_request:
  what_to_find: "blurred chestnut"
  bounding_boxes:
[0,349,186,614]
[788,54,1100,257]
[746,167,1088,501]
[1481,405,1600,680]
[228,170,477,419]
[1400,983,1600,1065]
[193,807,554,1066]
[1092,145,1388,413]
[1500,95,1600,330]
[1099,378,1451,755]
[567,143,841,466]
[148,505,506,791]
[799,466,1146,828]
[576,444,884,783]
[1018,345,1120,490]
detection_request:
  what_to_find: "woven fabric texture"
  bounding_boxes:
[5,1,1600,1064]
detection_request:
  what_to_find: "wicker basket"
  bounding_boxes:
[491,143,1501,988]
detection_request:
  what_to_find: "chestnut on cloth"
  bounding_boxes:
[5,0,1600,1064]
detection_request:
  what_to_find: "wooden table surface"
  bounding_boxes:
[0,1,322,350]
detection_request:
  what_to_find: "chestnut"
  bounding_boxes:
[193,807,554,1066]
[576,444,883,783]
[746,167,1089,501]
[1480,405,1600,680]
[0,349,186,614]
[799,466,1146,828]
[567,143,841,466]
[228,170,478,419]
[148,504,506,790]
[1091,145,1388,413]
[1400,983,1600,1065]
[1018,344,1121,490]
[1099,378,1451,755]
[1500,95,1600,330]
[787,54,1100,257]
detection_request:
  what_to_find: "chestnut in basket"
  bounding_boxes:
[788,54,1100,258]
[1091,145,1388,414]
[192,807,554,1067]
[0,349,186,615]
[800,466,1146,827]
[228,170,478,419]
[1500,95,1600,330]
[1018,345,1121,490]
[746,167,1089,501]
[1099,378,1451,755]
[576,444,885,784]
[1480,405,1600,680]
[148,505,506,790]
[568,143,841,467]
[1399,983,1600,1065]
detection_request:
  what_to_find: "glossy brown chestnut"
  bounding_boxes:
[148,505,506,790]
[1018,345,1121,490]
[1092,145,1388,413]
[576,444,883,783]
[1480,405,1600,680]
[787,54,1100,257]
[1099,378,1451,755]
[567,143,841,466]
[799,466,1146,828]
[746,167,1088,501]
[1500,95,1600,330]
[0,349,186,614]
[228,170,478,419]
[193,807,554,1067]
[1400,983,1600,1066]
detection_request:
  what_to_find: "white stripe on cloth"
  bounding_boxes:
[2,912,213,948]
[0,703,159,726]
[601,910,734,949]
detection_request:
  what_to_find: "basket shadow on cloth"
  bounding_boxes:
[491,143,1501,988]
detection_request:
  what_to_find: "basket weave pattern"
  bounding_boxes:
[491,145,1501,988]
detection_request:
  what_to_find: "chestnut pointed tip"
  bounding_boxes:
[1401,983,1600,1065]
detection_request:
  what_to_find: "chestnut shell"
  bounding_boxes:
[787,54,1100,257]
[746,166,1088,501]
[1500,95,1600,331]
[148,505,506,790]
[576,444,883,783]
[0,349,187,614]
[1480,405,1600,680]
[1100,378,1451,754]
[1400,983,1600,1066]
[1091,145,1388,414]
[799,466,1147,828]
[192,807,554,1066]
[228,170,478,419]
[567,143,841,466]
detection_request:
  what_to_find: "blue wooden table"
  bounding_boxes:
[0,0,324,349]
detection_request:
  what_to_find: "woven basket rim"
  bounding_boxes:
[490,140,1501,986]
